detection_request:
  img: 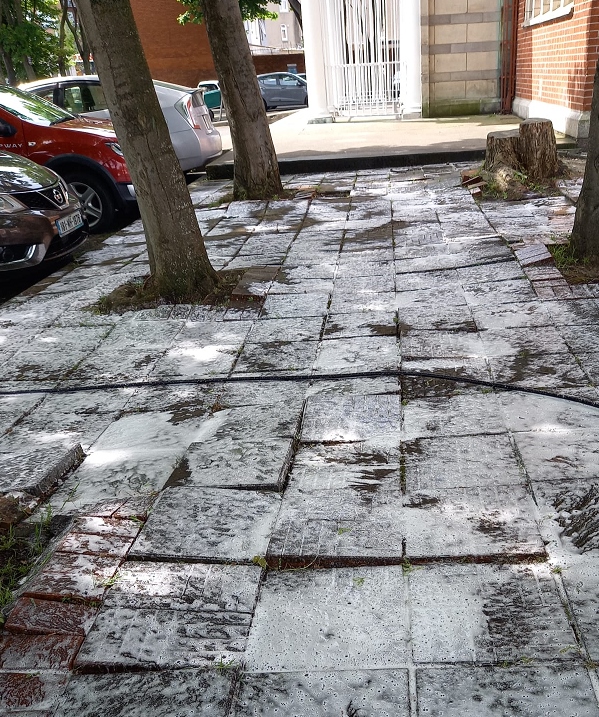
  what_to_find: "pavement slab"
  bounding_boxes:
[323,311,397,338]
[416,665,599,716]
[233,339,319,374]
[53,670,235,717]
[513,429,599,483]
[0,441,83,497]
[232,670,410,717]
[244,567,410,672]
[0,671,69,714]
[129,486,281,562]
[314,335,400,373]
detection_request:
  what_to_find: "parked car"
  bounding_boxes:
[257,72,308,110]
[0,150,87,271]
[197,80,222,119]
[20,75,222,175]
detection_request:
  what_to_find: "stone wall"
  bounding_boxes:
[423,0,501,117]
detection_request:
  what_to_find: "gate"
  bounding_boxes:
[321,0,403,117]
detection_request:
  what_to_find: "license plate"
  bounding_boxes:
[56,210,84,237]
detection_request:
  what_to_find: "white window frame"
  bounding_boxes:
[523,0,574,27]
[281,23,288,41]
[280,0,290,11]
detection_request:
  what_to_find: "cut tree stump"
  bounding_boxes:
[484,129,521,172]
[519,118,560,180]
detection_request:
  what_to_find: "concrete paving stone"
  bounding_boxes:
[56,531,135,558]
[98,319,185,349]
[497,392,599,433]
[0,672,68,713]
[129,487,281,562]
[394,242,449,261]
[237,235,294,256]
[402,391,505,439]
[0,389,45,435]
[457,261,525,284]
[53,670,234,717]
[23,552,120,602]
[558,325,599,355]
[416,665,599,716]
[215,381,306,409]
[323,311,397,339]
[577,353,599,386]
[20,326,109,354]
[397,303,477,332]
[400,329,485,360]
[65,347,166,383]
[462,279,538,307]
[514,243,554,266]
[394,269,459,292]
[12,409,117,453]
[402,433,524,490]
[172,434,294,490]
[410,564,574,663]
[395,251,502,274]
[328,291,397,315]
[149,344,238,379]
[488,352,593,393]
[74,605,250,671]
[292,441,401,488]
[396,286,467,310]
[261,293,330,319]
[335,260,395,279]
[534,281,590,301]
[267,277,335,295]
[479,326,573,357]
[513,430,599,483]
[470,301,553,330]
[1,348,93,382]
[83,494,156,520]
[4,597,98,636]
[232,669,410,717]
[244,567,410,672]
[314,335,400,374]
[401,360,492,398]
[50,411,206,509]
[275,263,337,281]
[102,562,261,613]
[0,633,83,669]
[333,273,396,293]
[233,339,319,374]
[558,559,599,661]
[0,441,83,496]
[534,480,599,555]
[300,394,401,443]
[305,376,400,397]
[121,382,217,417]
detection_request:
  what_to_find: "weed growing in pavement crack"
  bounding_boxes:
[252,555,268,569]
[214,657,238,671]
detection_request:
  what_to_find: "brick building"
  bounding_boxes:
[512,0,599,138]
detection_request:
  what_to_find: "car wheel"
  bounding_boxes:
[61,171,116,234]
[263,99,269,111]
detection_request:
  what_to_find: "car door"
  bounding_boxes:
[258,74,279,106]
[278,73,307,106]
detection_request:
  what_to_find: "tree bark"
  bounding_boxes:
[484,129,521,172]
[519,118,559,180]
[571,59,599,261]
[200,0,283,200]
[75,0,218,300]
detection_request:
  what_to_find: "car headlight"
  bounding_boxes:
[106,142,124,157]
[0,194,26,214]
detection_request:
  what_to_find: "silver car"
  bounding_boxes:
[19,76,222,173]
[257,72,308,110]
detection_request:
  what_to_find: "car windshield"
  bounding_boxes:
[0,85,74,126]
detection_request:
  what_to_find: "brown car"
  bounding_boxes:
[0,150,87,271]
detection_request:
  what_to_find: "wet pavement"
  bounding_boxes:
[1,162,599,715]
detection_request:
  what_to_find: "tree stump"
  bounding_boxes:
[484,129,522,172]
[519,118,560,180]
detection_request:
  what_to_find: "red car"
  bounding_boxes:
[0,85,136,233]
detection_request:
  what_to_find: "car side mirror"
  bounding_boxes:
[0,121,16,137]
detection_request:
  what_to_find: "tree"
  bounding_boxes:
[0,0,62,83]
[58,0,92,75]
[178,0,283,200]
[75,0,218,300]
[570,58,599,262]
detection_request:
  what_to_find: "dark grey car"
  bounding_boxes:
[257,72,308,110]
[0,151,87,271]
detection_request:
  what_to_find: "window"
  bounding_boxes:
[281,24,288,41]
[524,0,573,26]
[280,0,289,11]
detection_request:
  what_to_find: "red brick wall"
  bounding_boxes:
[130,0,216,86]
[515,0,599,112]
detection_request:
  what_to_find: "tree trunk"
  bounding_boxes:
[75,0,218,300]
[1,48,16,85]
[58,10,67,76]
[571,59,599,261]
[200,0,283,200]
[519,118,559,180]
[484,129,521,172]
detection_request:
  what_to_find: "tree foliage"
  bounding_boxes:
[0,0,62,83]
[177,0,277,24]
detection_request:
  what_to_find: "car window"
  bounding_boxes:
[201,83,219,92]
[259,76,279,87]
[280,75,302,87]
[64,83,108,113]
[0,85,73,125]
[35,88,56,103]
